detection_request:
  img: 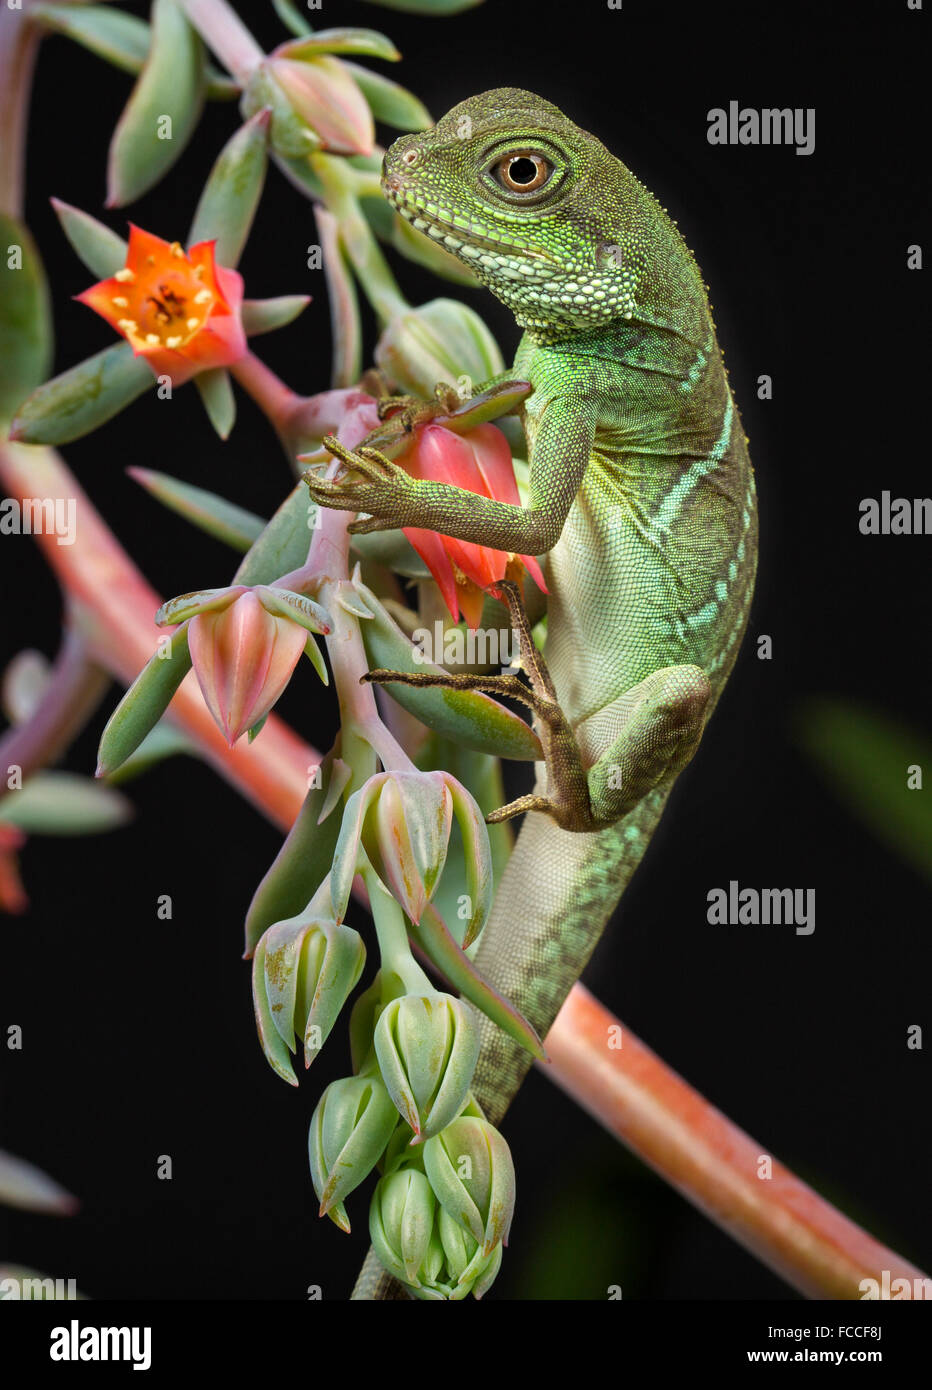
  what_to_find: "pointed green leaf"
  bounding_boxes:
[0,216,53,426]
[104,720,195,783]
[187,109,270,266]
[32,4,235,98]
[2,772,133,836]
[342,61,431,130]
[194,367,236,439]
[410,905,545,1060]
[10,342,153,446]
[244,750,342,955]
[97,623,192,776]
[127,466,264,551]
[106,0,206,207]
[234,482,316,586]
[242,294,310,337]
[276,28,400,62]
[355,579,542,762]
[50,198,127,279]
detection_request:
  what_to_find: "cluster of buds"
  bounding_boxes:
[368,1114,515,1300]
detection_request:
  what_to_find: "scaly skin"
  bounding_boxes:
[306,90,757,1297]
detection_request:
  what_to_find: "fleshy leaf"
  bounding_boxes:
[241,294,310,336]
[252,935,298,1085]
[106,0,206,207]
[0,216,53,426]
[187,109,270,266]
[275,28,400,62]
[342,61,431,129]
[10,342,153,446]
[355,579,542,762]
[96,623,192,776]
[244,750,342,955]
[1,772,132,836]
[194,367,236,439]
[127,467,264,551]
[409,905,545,1060]
[51,198,127,279]
[233,482,316,586]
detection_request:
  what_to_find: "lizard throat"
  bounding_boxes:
[382,181,639,342]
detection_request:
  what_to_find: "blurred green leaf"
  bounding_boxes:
[241,294,310,336]
[1,772,132,836]
[795,699,932,881]
[194,367,236,439]
[51,198,126,279]
[0,216,53,427]
[10,342,153,446]
[97,624,192,777]
[0,1151,76,1215]
[127,466,264,550]
[106,0,206,207]
[233,482,314,586]
[342,61,432,130]
[187,109,270,266]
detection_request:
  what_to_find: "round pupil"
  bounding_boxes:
[509,157,538,185]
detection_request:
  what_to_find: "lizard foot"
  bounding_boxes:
[303,436,419,535]
[363,580,599,832]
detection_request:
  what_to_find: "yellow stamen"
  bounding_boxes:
[117,318,138,333]
[170,242,185,259]
[193,265,204,279]
[145,333,160,346]
[112,296,129,308]
[193,289,212,305]
[115,268,135,283]
[186,317,200,331]
[165,336,182,348]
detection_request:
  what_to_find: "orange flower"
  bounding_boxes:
[76,225,247,386]
[400,422,547,629]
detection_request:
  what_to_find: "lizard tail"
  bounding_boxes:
[470,787,669,1124]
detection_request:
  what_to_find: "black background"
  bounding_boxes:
[1,0,929,1301]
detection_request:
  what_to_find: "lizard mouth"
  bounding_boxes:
[382,177,556,269]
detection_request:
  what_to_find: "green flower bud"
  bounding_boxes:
[369,1169,503,1300]
[374,993,479,1141]
[437,1206,503,1300]
[423,1116,515,1254]
[252,901,365,1084]
[374,298,504,398]
[369,1168,437,1287]
[309,1075,399,1231]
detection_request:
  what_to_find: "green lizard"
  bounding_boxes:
[305,88,757,1296]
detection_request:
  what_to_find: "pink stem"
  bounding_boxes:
[545,984,928,1299]
[0,622,109,807]
[176,0,263,85]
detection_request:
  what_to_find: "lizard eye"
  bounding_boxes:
[493,154,552,194]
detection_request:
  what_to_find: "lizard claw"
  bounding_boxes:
[304,435,419,526]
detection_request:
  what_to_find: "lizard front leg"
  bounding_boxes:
[305,392,597,555]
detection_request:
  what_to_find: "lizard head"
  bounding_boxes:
[382,88,660,342]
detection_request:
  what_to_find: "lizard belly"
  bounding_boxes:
[543,445,757,729]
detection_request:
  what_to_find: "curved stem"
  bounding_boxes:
[0,4,38,216]
[0,622,109,809]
